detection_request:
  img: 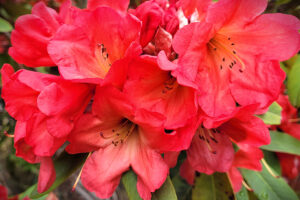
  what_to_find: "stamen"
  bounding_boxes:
[209,34,245,73]
[207,129,218,143]
[100,132,114,139]
[242,180,253,191]
[4,131,14,138]
[199,128,217,154]
[262,159,279,178]
[288,118,300,123]
[72,152,92,191]
[95,43,112,74]
[162,76,177,94]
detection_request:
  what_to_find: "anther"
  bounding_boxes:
[213,48,217,51]
[210,137,218,143]
[239,69,243,73]
[222,58,225,62]
[228,37,231,40]
[220,65,223,69]
[233,50,236,54]
[231,43,234,45]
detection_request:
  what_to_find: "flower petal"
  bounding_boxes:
[131,138,169,200]
[220,115,270,148]
[81,146,130,198]
[37,157,56,193]
[180,159,195,185]
[66,114,107,154]
[9,2,61,67]
[25,113,66,157]
[233,147,263,171]
[187,132,234,174]
[87,0,129,13]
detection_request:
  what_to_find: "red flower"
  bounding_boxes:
[277,153,300,180]
[123,55,198,130]
[1,64,93,138]
[14,121,57,193]
[160,0,299,117]
[164,105,268,190]
[8,1,76,67]
[275,94,300,179]
[48,6,141,83]
[66,85,199,199]
[87,0,129,13]
[277,94,300,140]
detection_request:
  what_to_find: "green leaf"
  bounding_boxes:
[261,131,300,155]
[172,174,192,200]
[287,55,300,107]
[275,0,291,6]
[257,102,282,125]
[122,170,142,200]
[192,173,234,200]
[29,152,87,199]
[0,17,12,32]
[152,176,178,200]
[235,186,249,200]
[122,171,177,200]
[241,162,298,200]
[18,185,47,200]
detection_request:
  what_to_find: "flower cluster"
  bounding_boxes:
[272,90,300,180]
[1,0,300,199]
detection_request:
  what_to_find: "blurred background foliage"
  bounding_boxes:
[0,0,299,199]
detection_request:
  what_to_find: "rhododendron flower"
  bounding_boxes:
[1,64,94,192]
[162,0,300,117]
[123,55,197,129]
[13,121,57,193]
[8,1,77,67]
[276,94,300,140]
[277,153,300,180]
[87,0,129,13]
[66,85,199,199]
[130,0,165,47]
[1,64,93,138]
[165,105,269,189]
[48,6,141,83]
[273,94,300,180]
